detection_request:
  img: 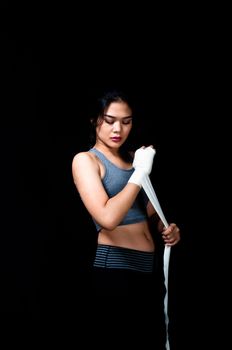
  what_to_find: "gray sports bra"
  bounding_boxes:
[89,148,149,231]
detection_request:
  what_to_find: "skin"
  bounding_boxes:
[72,101,180,252]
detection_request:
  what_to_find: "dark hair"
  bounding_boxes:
[90,89,134,127]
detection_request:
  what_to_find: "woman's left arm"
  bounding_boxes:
[146,200,181,246]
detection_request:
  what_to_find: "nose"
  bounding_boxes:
[112,120,121,133]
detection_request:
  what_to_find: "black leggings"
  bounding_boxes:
[92,244,156,297]
[92,266,155,297]
[88,244,166,348]
[91,244,164,298]
[91,266,166,349]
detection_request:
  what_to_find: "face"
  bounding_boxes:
[96,101,133,148]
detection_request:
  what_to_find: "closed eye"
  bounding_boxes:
[103,114,133,125]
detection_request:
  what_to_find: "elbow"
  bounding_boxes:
[99,216,119,231]
[101,222,118,231]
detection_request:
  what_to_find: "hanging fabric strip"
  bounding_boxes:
[141,175,171,350]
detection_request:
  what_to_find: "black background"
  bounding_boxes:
[1,2,224,348]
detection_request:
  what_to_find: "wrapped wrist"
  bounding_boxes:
[128,168,146,187]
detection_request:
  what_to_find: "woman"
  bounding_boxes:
[72,89,181,348]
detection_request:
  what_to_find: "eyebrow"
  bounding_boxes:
[104,114,133,119]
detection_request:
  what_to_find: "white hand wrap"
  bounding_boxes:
[128,146,156,187]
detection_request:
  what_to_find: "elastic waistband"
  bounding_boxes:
[93,244,154,273]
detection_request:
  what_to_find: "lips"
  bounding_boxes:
[111,137,122,142]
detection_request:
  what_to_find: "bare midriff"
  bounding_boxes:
[98,221,155,252]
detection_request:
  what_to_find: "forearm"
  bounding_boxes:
[98,183,141,230]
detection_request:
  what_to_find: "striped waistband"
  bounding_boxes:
[93,244,154,273]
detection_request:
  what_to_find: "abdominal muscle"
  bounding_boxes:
[98,221,155,252]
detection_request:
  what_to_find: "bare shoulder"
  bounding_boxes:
[72,151,101,188]
[73,150,95,163]
[72,151,98,172]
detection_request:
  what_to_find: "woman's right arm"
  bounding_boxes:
[72,152,141,230]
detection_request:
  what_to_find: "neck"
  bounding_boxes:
[94,143,120,157]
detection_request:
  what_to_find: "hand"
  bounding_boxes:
[161,223,181,246]
[128,146,156,187]
[133,146,156,175]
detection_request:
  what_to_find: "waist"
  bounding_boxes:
[98,222,155,252]
[93,244,155,273]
